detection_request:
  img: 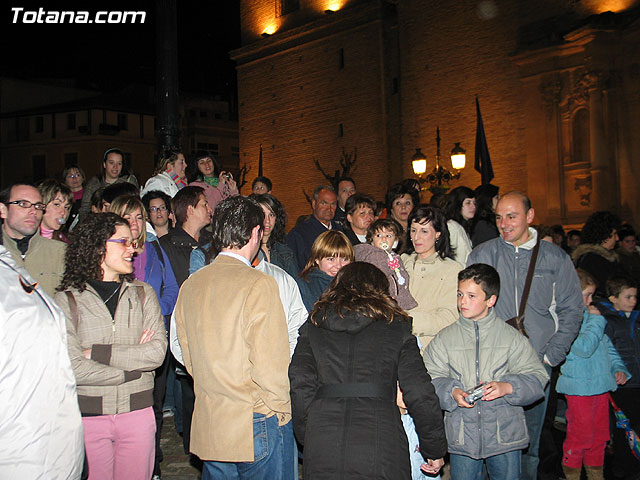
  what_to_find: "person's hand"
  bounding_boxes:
[587,304,600,315]
[615,371,628,385]
[219,172,236,189]
[452,388,474,408]
[481,381,513,401]
[82,348,92,360]
[420,458,445,475]
[139,329,155,344]
[396,385,407,411]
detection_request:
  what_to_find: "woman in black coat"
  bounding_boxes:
[572,210,624,297]
[289,262,447,479]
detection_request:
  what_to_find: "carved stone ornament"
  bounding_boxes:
[574,174,592,207]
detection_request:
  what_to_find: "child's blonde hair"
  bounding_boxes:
[575,268,596,292]
[300,230,354,280]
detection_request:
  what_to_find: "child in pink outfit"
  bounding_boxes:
[354,218,417,310]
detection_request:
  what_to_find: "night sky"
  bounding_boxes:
[1,1,240,99]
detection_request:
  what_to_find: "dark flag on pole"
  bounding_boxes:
[474,97,494,185]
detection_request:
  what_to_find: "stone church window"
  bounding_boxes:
[571,108,590,165]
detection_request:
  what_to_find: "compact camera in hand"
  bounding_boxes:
[464,384,485,405]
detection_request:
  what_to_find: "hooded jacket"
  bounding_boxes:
[467,228,583,366]
[597,300,640,389]
[556,309,631,396]
[572,243,623,297]
[423,309,549,459]
[289,308,447,479]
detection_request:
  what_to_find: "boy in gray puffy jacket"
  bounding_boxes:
[424,263,549,480]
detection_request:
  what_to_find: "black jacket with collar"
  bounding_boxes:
[159,227,209,287]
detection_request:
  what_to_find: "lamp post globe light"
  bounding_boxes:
[411,127,466,195]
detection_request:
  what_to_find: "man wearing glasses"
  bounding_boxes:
[0,183,66,296]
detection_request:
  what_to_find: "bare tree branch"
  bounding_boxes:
[312,147,358,188]
[236,163,251,192]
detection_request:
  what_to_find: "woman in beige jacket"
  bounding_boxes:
[55,213,166,480]
[402,205,462,350]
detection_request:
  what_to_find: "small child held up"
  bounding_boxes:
[424,263,549,480]
[354,218,418,310]
[555,269,630,480]
[595,275,640,478]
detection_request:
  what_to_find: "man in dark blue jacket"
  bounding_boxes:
[286,185,342,269]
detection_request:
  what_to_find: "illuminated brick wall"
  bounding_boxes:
[235,0,640,227]
[234,1,400,228]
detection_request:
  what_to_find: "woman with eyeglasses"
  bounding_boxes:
[108,195,178,479]
[55,212,167,480]
[142,190,174,239]
[108,195,178,317]
[187,151,238,215]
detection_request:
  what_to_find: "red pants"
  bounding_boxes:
[562,394,610,468]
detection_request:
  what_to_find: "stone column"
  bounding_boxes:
[539,75,563,221]
[581,71,613,211]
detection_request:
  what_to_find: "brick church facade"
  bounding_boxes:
[232,0,640,228]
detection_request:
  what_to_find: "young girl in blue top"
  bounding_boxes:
[556,269,630,480]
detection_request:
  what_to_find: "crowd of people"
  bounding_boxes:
[1,146,639,480]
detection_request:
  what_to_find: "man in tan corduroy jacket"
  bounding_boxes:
[175,196,294,479]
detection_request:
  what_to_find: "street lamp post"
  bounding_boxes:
[412,127,466,195]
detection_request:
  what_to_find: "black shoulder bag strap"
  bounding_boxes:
[506,238,540,338]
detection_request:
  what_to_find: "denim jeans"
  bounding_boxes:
[521,364,551,480]
[450,450,521,480]
[202,413,294,480]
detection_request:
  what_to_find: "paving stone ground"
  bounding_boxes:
[158,420,303,479]
[158,419,201,480]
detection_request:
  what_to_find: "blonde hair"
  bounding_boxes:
[576,268,596,291]
[38,179,73,205]
[300,230,354,279]
[109,195,147,244]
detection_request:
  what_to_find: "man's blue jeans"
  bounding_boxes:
[522,364,552,480]
[202,413,294,480]
[450,450,521,480]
